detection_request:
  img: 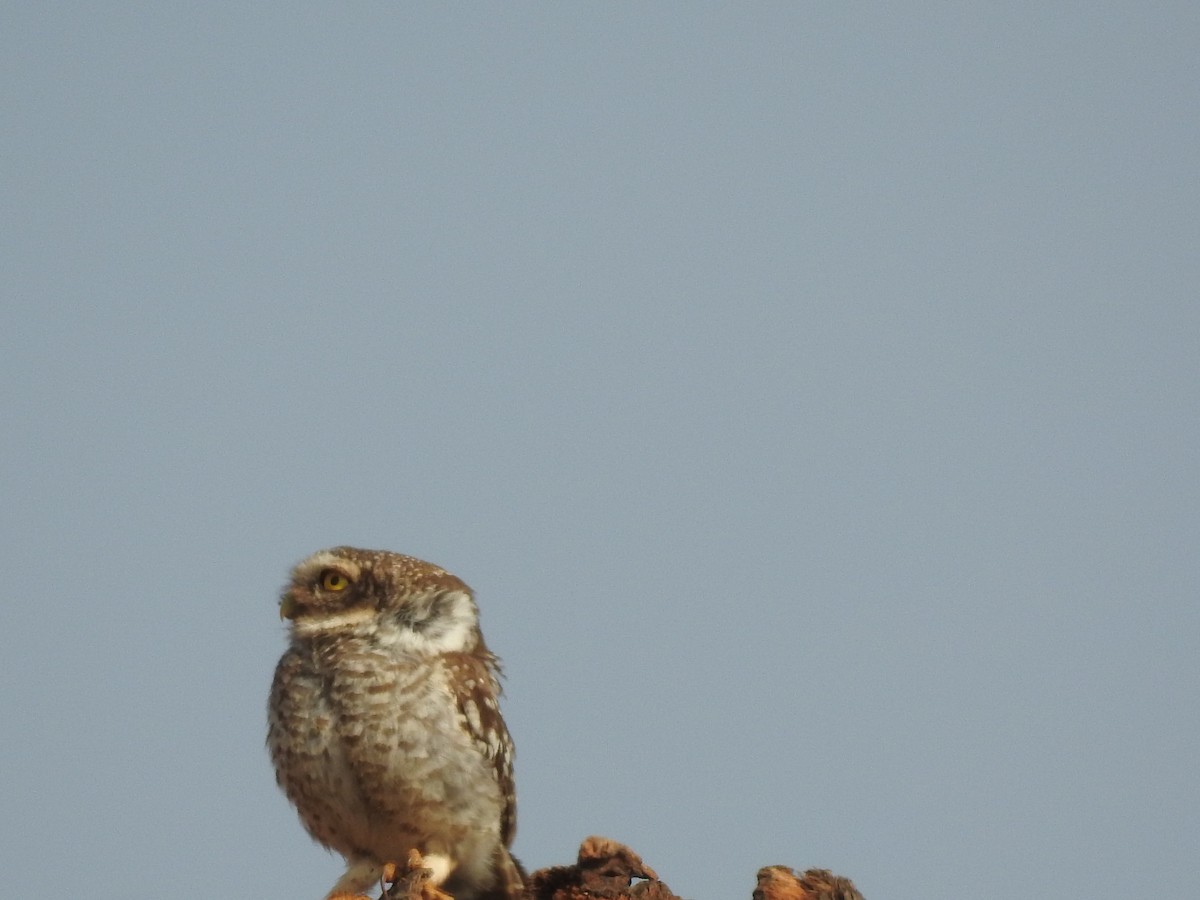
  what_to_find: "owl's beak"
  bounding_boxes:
[279,594,298,620]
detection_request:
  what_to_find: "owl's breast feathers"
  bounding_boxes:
[268,630,513,853]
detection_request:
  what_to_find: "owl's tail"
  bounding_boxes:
[494,847,525,900]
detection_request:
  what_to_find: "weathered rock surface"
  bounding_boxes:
[380,836,862,900]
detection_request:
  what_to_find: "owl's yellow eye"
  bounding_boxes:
[319,570,350,591]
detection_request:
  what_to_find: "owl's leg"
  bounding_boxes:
[325,857,384,900]
[415,851,454,889]
[380,850,455,900]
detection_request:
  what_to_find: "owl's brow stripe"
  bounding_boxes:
[298,550,363,578]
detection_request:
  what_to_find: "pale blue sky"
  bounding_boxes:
[3,5,1197,900]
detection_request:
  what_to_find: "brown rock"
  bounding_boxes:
[375,838,864,900]
[526,837,672,900]
[754,865,864,900]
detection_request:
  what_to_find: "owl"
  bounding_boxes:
[268,547,522,900]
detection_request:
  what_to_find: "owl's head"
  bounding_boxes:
[279,546,483,654]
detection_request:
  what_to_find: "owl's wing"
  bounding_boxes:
[446,651,518,847]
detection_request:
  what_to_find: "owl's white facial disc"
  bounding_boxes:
[386,589,478,655]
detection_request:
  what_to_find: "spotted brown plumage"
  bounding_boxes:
[268,547,521,900]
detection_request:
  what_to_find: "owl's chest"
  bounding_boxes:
[278,641,496,810]
[270,636,499,854]
[283,637,462,755]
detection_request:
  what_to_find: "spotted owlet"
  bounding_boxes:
[268,547,522,900]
